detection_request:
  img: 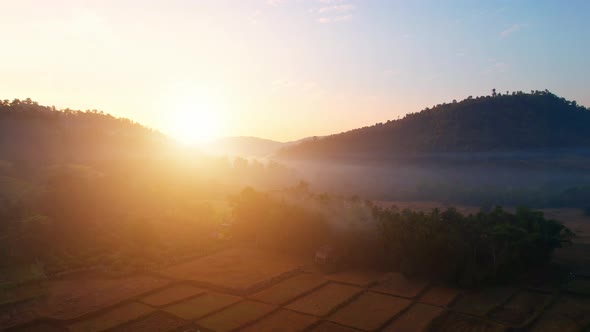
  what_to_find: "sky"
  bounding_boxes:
[1,0,589,143]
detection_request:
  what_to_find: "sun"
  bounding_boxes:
[168,100,223,145]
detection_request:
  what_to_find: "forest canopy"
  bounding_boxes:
[281,90,590,159]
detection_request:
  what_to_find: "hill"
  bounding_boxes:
[203,136,285,157]
[204,136,319,158]
[0,98,171,166]
[279,90,590,160]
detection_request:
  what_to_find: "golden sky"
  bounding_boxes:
[2,0,589,144]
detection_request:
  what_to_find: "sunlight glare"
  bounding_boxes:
[169,99,223,146]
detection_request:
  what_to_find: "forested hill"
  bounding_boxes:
[0,98,170,165]
[280,90,590,160]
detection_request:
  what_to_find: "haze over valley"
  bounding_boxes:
[2,1,590,331]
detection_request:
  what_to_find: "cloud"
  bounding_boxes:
[317,4,355,13]
[501,23,527,37]
[317,15,353,23]
[267,0,288,6]
[483,59,509,74]
[248,10,262,24]
[382,69,399,77]
[313,1,356,23]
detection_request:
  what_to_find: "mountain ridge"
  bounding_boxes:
[279,90,590,160]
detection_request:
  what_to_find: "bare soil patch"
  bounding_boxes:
[240,309,318,332]
[197,300,275,332]
[34,274,168,320]
[249,274,327,305]
[371,272,429,298]
[383,303,443,332]
[162,292,240,320]
[325,270,386,288]
[5,322,66,332]
[452,287,517,316]
[108,311,188,332]
[286,283,362,317]
[139,284,204,307]
[161,248,305,294]
[0,282,45,306]
[0,300,39,330]
[428,311,507,332]
[489,291,550,327]
[418,286,460,307]
[530,295,590,332]
[309,322,361,332]
[66,302,154,332]
[328,291,410,330]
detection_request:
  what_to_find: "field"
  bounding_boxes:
[162,292,241,320]
[382,303,444,332]
[418,286,460,307]
[529,295,590,331]
[452,287,517,316]
[161,248,305,294]
[34,274,169,320]
[0,281,45,307]
[3,244,590,331]
[249,273,327,305]
[240,309,318,332]
[328,291,411,330]
[109,311,188,332]
[285,283,363,316]
[325,270,386,287]
[309,322,361,332]
[196,300,275,332]
[66,302,154,332]
[371,272,429,298]
[139,284,204,306]
[489,291,551,327]
[428,311,507,332]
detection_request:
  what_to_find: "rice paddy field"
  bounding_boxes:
[1,205,589,331]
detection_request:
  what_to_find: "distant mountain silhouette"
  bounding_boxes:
[205,136,318,157]
[280,90,590,160]
[204,136,285,157]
